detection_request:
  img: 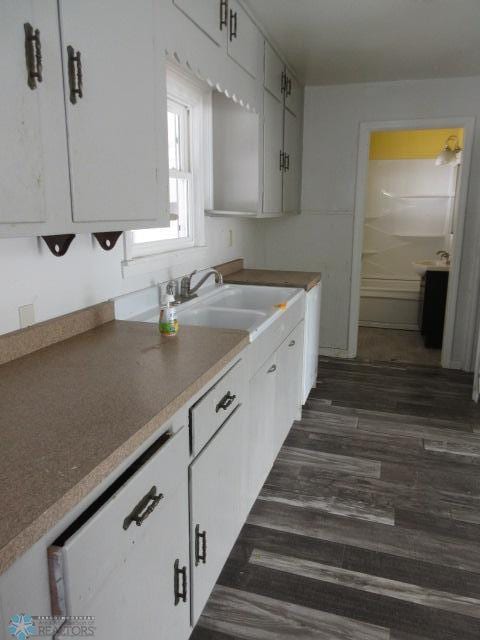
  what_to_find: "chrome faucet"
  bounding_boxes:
[436,250,451,265]
[180,269,223,301]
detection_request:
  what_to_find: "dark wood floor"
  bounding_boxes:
[192,357,480,640]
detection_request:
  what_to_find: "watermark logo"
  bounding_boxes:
[8,615,36,640]
[7,615,95,638]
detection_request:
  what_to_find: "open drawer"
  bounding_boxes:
[190,358,246,456]
[48,427,190,639]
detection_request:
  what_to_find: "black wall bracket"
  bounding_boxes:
[41,234,75,257]
[92,231,123,251]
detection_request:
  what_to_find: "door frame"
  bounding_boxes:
[348,117,475,369]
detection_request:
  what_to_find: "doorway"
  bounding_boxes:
[349,118,474,369]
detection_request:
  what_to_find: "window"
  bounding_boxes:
[125,66,208,259]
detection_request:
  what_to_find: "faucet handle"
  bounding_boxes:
[166,280,176,296]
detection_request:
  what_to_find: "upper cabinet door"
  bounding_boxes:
[174,0,227,48]
[264,41,284,102]
[263,90,284,214]
[285,71,302,117]
[283,109,301,214]
[0,1,70,232]
[227,0,259,78]
[58,0,169,225]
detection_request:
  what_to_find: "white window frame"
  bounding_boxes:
[124,64,210,261]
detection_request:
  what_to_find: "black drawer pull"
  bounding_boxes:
[229,9,237,40]
[289,339,296,347]
[220,0,228,30]
[195,524,207,565]
[174,559,187,605]
[67,45,83,104]
[216,391,236,413]
[123,486,163,530]
[267,364,277,373]
[24,23,43,90]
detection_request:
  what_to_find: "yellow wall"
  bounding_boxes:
[369,128,464,161]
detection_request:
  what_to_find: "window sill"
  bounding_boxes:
[122,245,208,279]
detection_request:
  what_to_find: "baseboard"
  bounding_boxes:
[318,347,354,359]
[359,321,419,331]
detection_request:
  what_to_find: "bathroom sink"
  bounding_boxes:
[412,260,450,276]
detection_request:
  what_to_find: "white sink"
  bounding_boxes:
[125,283,304,341]
[177,306,268,332]
[205,285,297,311]
[412,260,450,276]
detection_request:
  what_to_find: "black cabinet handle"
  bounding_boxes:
[67,45,83,104]
[174,559,187,605]
[216,391,236,413]
[195,524,207,565]
[279,150,285,171]
[286,77,292,97]
[24,23,43,90]
[267,364,277,373]
[220,0,228,30]
[284,153,290,172]
[289,340,296,347]
[281,70,287,95]
[229,9,237,40]
[123,486,163,530]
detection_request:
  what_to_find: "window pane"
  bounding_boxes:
[170,177,189,239]
[132,178,189,245]
[168,110,180,170]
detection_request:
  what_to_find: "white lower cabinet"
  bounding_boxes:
[48,428,190,640]
[275,321,305,447]
[3,300,315,640]
[189,404,246,626]
[303,283,322,402]
[247,353,277,508]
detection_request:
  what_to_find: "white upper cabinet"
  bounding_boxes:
[0,1,70,233]
[285,69,302,116]
[263,89,284,214]
[173,0,228,48]
[227,0,259,78]
[264,41,284,102]
[283,109,302,213]
[58,0,169,225]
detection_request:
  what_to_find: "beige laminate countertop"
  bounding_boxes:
[0,321,249,574]
[223,268,321,291]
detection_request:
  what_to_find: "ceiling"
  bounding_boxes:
[243,0,480,85]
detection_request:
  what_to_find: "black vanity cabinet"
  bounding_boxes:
[419,270,449,349]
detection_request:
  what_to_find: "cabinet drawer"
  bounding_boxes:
[48,427,189,616]
[190,359,245,456]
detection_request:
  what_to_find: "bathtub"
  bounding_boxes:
[359,277,421,330]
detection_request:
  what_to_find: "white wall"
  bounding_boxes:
[263,75,480,368]
[0,217,265,336]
